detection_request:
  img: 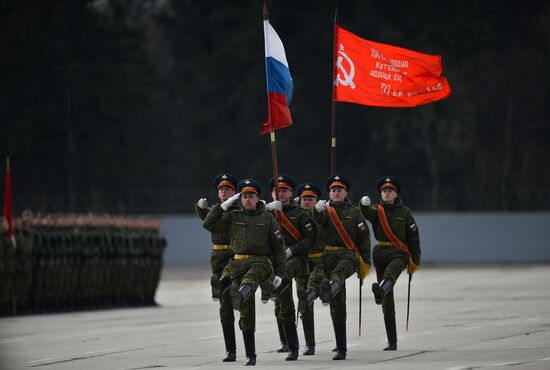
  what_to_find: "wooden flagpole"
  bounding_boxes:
[331,5,339,175]
[263,2,281,203]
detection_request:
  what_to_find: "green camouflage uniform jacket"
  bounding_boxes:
[313,199,371,264]
[269,201,315,256]
[360,197,421,265]
[203,202,286,277]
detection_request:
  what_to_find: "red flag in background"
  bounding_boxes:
[4,157,14,243]
[334,26,451,107]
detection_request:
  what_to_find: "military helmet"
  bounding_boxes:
[376,176,401,193]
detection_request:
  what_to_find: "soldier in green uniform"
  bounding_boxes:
[195,173,239,362]
[312,175,371,360]
[295,182,324,355]
[359,176,421,351]
[203,178,286,366]
[264,175,315,361]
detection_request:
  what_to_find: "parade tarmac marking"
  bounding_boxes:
[24,358,58,364]
[456,326,479,331]
[46,320,210,341]
[83,347,120,354]
[0,337,26,344]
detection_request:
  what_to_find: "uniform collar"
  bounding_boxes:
[283,201,298,211]
[381,197,402,209]
[329,198,351,207]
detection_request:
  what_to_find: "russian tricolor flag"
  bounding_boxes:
[260,19,293,135]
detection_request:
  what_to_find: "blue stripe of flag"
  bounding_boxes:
[265,57,293,106]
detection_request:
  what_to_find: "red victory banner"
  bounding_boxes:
[333,26,451,108]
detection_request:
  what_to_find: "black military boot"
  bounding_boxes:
[242,330,256,366]
[298,288,317,313]
[283,321,299,361]
[302,318,315,356]
[211,275,231,301]
[383,315,397,350]
[319,281,331,306]
[230,283,253,311]
[372,279,393,305]
[276,319,289,352]
[332,322,347,360]
[273,277,290,298]
[330,280,342,297]
[221,323,237,362]
[260,281,270,304]
[297,288,307,314]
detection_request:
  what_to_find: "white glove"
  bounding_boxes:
[260,199,266,205]
[265,200,282,211]
[361,196,371,206]
[221,192,241,211]
[285,248,293,259]
[294,196,300,203]
[272,276,283,288]
[197,198,208,209]
[315,199,327,212]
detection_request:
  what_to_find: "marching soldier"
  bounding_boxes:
[312,175,371,360]
[203,178,286,366]
[265,175,316,361]
[295,182,324,356]
[359,176,421,351]
[195,173,239,362]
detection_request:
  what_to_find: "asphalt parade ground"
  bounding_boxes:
[1,265,549,370]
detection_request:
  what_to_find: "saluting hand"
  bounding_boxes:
[361,196,371,206]
[221,192,241,211]
[197,198,208,209]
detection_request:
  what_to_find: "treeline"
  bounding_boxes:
[1,0,549,213]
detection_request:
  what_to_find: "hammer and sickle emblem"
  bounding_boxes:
[334,44,356,89]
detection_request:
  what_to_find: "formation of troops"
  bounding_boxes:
[196,173,421,365]
[0,212,166,316]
